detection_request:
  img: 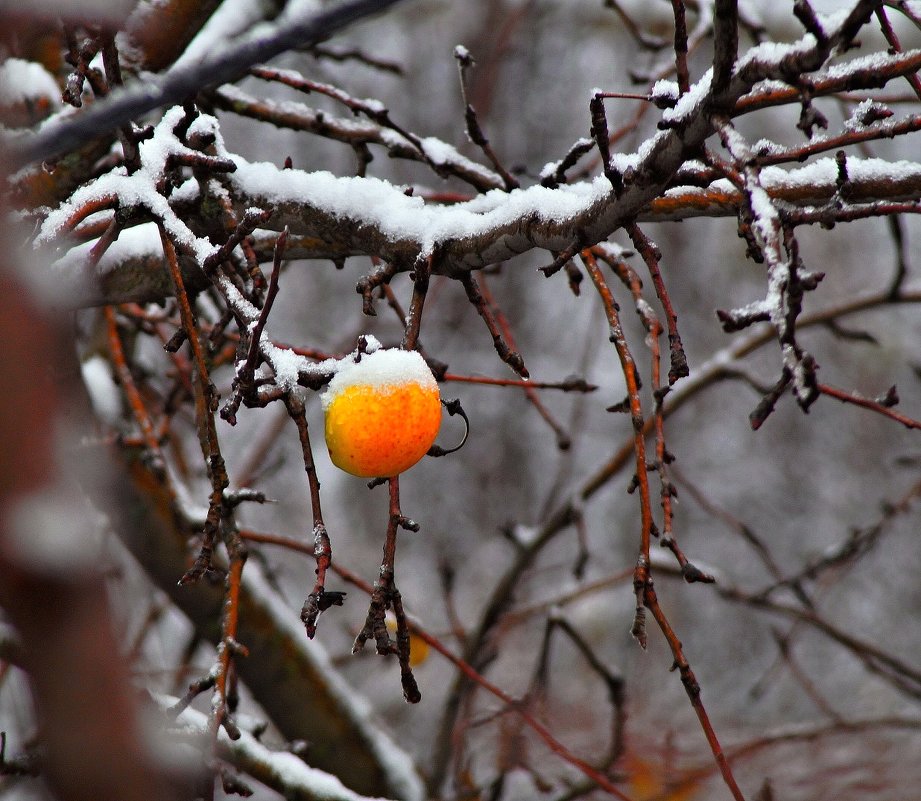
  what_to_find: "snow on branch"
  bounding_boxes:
[25,9,921,308]
[161,695,412,801]
[41,141,921,307]
[714,118,820,411]
[211,85,506,192]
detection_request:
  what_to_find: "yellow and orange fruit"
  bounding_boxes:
[322,347,441,478]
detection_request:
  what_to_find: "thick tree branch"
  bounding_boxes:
[6,0,407,170]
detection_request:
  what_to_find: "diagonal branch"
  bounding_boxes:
[7,0,407,171]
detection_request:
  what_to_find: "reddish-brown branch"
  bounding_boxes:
[818,382,921,430]
[712,0,739,99]
[582,249,653,646]
[875,7,921,101]
[238,529,637,801]
[212,547,248,742]
[586,245,731,794]
[459,272,528,377]
[786,198,921,227]
[733,49,921,115]
[86,217,123,270]
[159,225,251,766]
[455,46,519,192]
[442,373,596,392]
[648,318,676,543]
[625,222,689,383]
[59,193,118,234]
[643,580,747,801]
[285,393,334,638]
[603,248,675,548]
[670,0,690,94]
[401,254,432,352]
[475,273,574,449]
[353,477,421,703]
[601,248,712,584]
[103,306,165,473]
[754,113,921,167]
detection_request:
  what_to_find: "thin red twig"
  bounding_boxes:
[103,306,164,467]
[581,249,653,645]
[441,373,596,392]
[476,273,572,449]
[875,7,921,101]
[818,382,921,430]
[625,223,689,383]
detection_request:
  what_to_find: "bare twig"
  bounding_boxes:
[459,272,529,378]
[817,382,921,430]
[159,227,229,585]
[582,250,653,646]
[286,393,337,639]
[353,477,422,703]
[625,222,689,383]
[454,46,519,192]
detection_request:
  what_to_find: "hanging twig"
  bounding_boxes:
[353,477,422,703]
[643,579,747,801]
[625,222,689,383]
[103,306,166,477]
[401,253,433,352]
[604,248,712,584]
[286,392,340,639]
[581,249,653,646]
[459,271,529,377]
[159,227,229,584]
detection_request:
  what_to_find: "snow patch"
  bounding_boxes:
[321,348,436,410]
[662,68,712,124]
[81,355,124,424]
[0,58,60,107]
